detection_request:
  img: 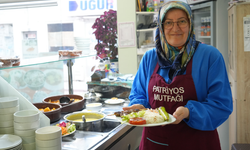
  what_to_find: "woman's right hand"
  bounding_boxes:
[123,104,145,111]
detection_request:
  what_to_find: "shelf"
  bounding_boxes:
[136,28,157,32]
[136,12,158,15]
[0,52,96,70]
[198,36,211,39]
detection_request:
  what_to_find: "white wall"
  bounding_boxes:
[216,0,231,150]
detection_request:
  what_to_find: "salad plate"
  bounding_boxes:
[62,128,76,137]
[118,114,176,127]
[56,121,76,138]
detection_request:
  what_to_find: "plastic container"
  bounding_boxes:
[147,0,154,12]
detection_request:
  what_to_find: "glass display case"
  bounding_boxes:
[0,53,96,103]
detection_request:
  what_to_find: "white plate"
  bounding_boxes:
[62,128,76,137]
[118,114,176,127]
[104,99,125,105]
[0,134,22,149]
[9,69,27,89]
[44,69,64,91]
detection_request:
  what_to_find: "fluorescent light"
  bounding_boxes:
[0,0,58,10]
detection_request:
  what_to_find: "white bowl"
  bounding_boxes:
[36,137,61,147]
[14,128,36,137]
[0,105,19,115]
[86,103,102,112]
[20,135,35,144]
[0,96,19,108]
[0,113,14,121]
[23,142,36,150]
[0,120,13,128]
[35,126,61,141]
[14,119,40,130]
[14,109,40,123]
[36,144,61,150]
[0,127,14,134]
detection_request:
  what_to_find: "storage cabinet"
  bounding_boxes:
[228,2,250,146]
[117,0,157,74]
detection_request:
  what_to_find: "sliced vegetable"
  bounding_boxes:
[129,117,146,125]
[56,121,76,135]
[158,106,169,121]
[121,110,145,123]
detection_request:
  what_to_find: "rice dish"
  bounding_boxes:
[143,109,164,124]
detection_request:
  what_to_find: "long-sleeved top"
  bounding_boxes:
[128,43,233,131]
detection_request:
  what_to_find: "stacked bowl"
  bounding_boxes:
[0,134,23,150]
[35,126,62,150]
[0,96,19,134]
[74,37,91,55]
[13,110,40,150]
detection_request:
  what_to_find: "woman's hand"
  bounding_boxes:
[172,106,190,124]
[123,104,145,111]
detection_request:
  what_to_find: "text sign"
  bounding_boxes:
[67,0,117,16]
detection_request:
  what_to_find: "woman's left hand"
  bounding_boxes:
[171,106,190,124]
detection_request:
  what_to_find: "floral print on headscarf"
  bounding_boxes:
[155,1,199,71]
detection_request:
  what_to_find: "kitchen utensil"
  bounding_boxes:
[13,109,40,123]
[86,103,102,111]
[64,111,106,131]
[59,96,71,104]
[35,126,61,141]
[43,94,85,113]
[84,89,103,103]
[33,103,61,123]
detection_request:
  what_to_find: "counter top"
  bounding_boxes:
[54,100,140,150]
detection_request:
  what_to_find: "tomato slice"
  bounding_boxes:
[129,117,146,125]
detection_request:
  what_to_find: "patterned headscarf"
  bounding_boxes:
[155,1,199,71]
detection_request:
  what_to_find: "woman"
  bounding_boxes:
[123,1,233,150]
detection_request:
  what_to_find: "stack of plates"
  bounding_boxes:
[0,96,19,134]
[0,134,23,150]
[74,37,91,55]
[13,110,40,150]
[35,126,62,150]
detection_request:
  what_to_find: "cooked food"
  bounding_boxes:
[39,107,56,112]
[143,109,164,124]
[48,99,81,104]
[120,107,169,125]
[114,109,140,117]
[157,106,169,121]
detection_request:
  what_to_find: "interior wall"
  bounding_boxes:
[215,0,231,150]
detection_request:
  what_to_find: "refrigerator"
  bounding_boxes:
[188,1,231,150]
[189,1,216,47]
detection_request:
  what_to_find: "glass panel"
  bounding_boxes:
[192,6,211,45]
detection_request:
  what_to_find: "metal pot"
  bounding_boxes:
[84,89,102,103]
[64,111,106,132]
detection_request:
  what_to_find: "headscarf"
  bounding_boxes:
[155,1,199,73]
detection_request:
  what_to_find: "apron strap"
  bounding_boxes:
[185,58,193,75]
[153,63,160,75]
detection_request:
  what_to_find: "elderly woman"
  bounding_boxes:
[123,1,233,150]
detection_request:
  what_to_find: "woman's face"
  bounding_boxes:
[163,9,190,47]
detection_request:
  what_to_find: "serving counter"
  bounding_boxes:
[0,54,143,150]
[54,102,143,150]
